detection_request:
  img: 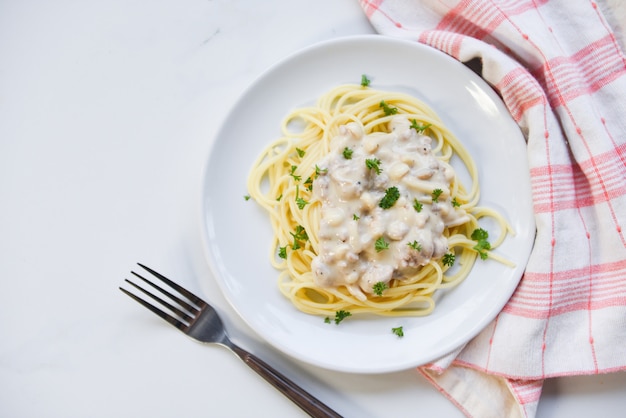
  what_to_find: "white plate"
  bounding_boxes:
[201,35,535,374]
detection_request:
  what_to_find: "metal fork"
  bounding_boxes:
[120,263,342,418]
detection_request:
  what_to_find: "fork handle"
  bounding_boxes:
[230,344,343,418]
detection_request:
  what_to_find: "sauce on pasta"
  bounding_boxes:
[312,116,470,301]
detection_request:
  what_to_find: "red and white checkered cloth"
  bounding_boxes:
[358,1,626,417]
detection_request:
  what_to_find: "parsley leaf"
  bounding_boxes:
[343,147,353,159]
[379,186,400,209]
[471,228,489,241]
[408,240,422,251]
[292,225,308,241]
[442,253,455,267]
[361,74,371,87]
[410,119,432,133]
[333,310,352,324]
[353,213,360,221]
[290,225,308,250]
[303,176,313,192]
[244,195,251,201]
[392,326,404,337]
[294,186,308,209]
[278,246,287,259]
[379,100,398,115]
[452,197,461,207]
[372,281,388,296]
[315,165,327,177]
[471,228,491,260]
[375,237,389,252]
[413,198,423,213]
[296,197,308,209]
[324,317,331,324]
[296,147,305,158]
[365,158,382,175]
[431,188,443,203]
[289,165,301,182]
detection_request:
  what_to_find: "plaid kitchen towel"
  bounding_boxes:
[358,1,626,417]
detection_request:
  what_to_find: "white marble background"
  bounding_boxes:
[1,1,625,417]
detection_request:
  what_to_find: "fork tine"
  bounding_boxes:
[119,284,188,330]
[123,277,195,323]
[130,270,199,315]
[137,263,207,308]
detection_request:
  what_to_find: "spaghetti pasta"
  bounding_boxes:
[247,82,512,318]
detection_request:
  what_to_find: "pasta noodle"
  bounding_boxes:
[247,83,513,318]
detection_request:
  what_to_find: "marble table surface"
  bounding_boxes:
[1,1,625,416]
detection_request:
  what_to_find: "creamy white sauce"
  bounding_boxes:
[311,116,469,301]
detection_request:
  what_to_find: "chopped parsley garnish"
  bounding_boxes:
[295,186,308,209]
[276,194,282,201]
[372,281,388,296]
[410,119,432,133]
[413,198,423,212]
[392,326,404,337]
[379,100,398,115]
[296,147,305,158]
[360,74,371,87]
[303,176,313,192]
[331,310,352,325]
[290,225,308,250]
[471,228,489,241]
[292,225,308,240]
[379,186,400,209]
[452,197,461,207]
[442,252,455,267]
[375,236,389,252]
[353,213,360,221]
[343,147,353,159]
[278,246,287,259]
[296,197,308,209]
[431,188,443,203]
[315,165,327,177]
[244,195,251,201]
[289,165,301,182]
[408,240,422,251]
[471,228,491,260]
[365,158,382,175]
